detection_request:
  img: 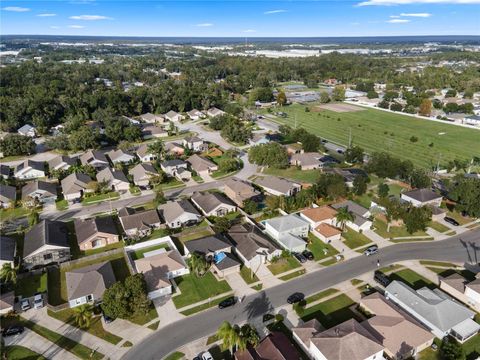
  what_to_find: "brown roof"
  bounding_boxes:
[119,208,161,231]
[227,223,279,260]
[441,272,468,293]
[315,223,342,238]
[301,206,337,223]
[65,261,116,301]
[235,331,301,360]
[466,277,480,293]
[74,217,118,246]
[187,154,217,173]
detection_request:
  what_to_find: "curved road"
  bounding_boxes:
[123,228,480,360]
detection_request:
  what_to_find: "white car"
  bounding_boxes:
[201,351,213,360]
[20,298,30,311]
[33,294,44,309]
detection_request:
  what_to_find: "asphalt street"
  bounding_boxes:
[122,228,480,360]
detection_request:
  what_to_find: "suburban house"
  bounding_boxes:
[61,173,92,202]
[0,164,10,179]
[254,176,301,197]
[158,199,202,229]
[223,178,261,207]
[118,207,162,239]
[331,200,372,232]
[400,188,443,208]
[134,249,189,299]
[48,155,76,172]
[136,144,157,163]
[23,220,70,269]
[0,185,16,209]
[165,110,184,122]
[440,272,480,311]
[207,107,225,117]
[385,280,480,342]
[300,206,337,228]
[142,125,168,139]
[264,214,310,252]
[228,223,281,269]
[187,154,218,175]
[187,109,205,120]
[140,112,164,124]
[183,136,208,152]
[191,192,237,217]
[13,160,45,179]
[17,124,36,137]
[324,168,368,188]
[249,133,271,146]
[184,234,241,277]
[0,292,14,315]
[21,180,57,206]
[66,261,116,308]
[161,159,189,177]
[165,142,185,156]
[107,149,135,164]
[96,167,130,192]
[290,152,324,170]
[80,150,109,169]
[0,236,16,267]
[74,217,120,251]
[292,319,384,360]
[359,292,434,359]
[129,163,158,188]
[285,143,304,155]
[314,223,342,243]
[235,332,300,360]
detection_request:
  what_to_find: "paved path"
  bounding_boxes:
[102,318,153,346]
[4,328,79,360]
[122,228,480,360]
[225,272,256,297]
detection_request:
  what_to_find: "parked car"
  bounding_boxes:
[201,351,214,360]
[364,245,379,256]
[218,297,236,309]
[336,149,345,154]
[20,298,30,311]
[302,250,314,261]
[2,325,24,337]
[33,293,44,309]
[287,292,304,304]
[293,252,307,263]
[373,270,391,287]
[444,217,459,226]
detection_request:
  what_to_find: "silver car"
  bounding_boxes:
[20,298,30,311]
[33,294,44,309]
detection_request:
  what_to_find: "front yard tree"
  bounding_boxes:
[378,183,389,198]
[0,134,36,157]
[332,86,346,101]
[188,253,208,277]
[276,91,287,106]
[248,143,289,169]
[345,146,364,164]
[353,176,369,196]
[148,140,165,159]
[73,304,93,329]
[213,217,231,234]
[448,177,480,218]
[320,91,330,103]
[335,206,355,231]
[217,321,240,353]
[238,324,260,351]
[403,206,432,234]
[0,263,17,284]
[418,98,432,116]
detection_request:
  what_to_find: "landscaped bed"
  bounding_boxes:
[82,192,120,205]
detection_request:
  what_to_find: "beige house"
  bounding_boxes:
[440,272,480,312]
[223,178,260,207]
[187,154,218,175]
[74,217,120,251]
[96,168,130,192]
[191,192,237,217]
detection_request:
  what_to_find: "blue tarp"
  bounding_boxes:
[213,252,226,264]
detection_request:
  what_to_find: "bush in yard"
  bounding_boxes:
[378,183,389,198]
[243,199,259,215]
[213,217,231,234]
[440,337,465,360]
[410,136,418,143]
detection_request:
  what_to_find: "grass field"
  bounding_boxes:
[260,104,480,168]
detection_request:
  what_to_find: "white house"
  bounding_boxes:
[17,124,36,137]
[187,109,205,121]
[264,214,309,252]
[14,160,45,180]
[164,110,184,122]
[158,200,202,229]
[191,192,237,217]
[183,136,208,152]
[136,144,157,162]
[400,189,443,208]
[107,149,135,164]
[331,200,372,232]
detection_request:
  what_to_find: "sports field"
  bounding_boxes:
[261,103,480,168]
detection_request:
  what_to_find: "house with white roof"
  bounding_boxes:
[107,149,135,164]
[13,160,45,180]
[207,107,225,118]
[187,109,205,121]
[17,124,36,137]
[136,144,157,163]
[164,110,184,122]
[264,214,309,252]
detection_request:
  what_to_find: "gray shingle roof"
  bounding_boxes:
[184,234,232,255]
[74,217,118,246]
[66,261,116,301]
[191,192,235,214]
[21,180,57,200]
[255,176,300,194]
[61,173,92,195]
[158,200,200,224]
[228,223,279,260]
[402,188,442,203]
[23,220,69,258]
[48,155,76,169]
[0,185,16,202]
[119,208,161,231]
[187,154,217,173]
[0,236,16,262]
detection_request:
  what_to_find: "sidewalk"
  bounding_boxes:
[102,317,153,345]
[363,230,393,248]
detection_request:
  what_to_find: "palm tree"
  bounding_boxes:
[188,253,208,277]
[238,324,259,351]
[217,321,240,353]
[0,263,17,284]
[335,206,355,231]
[73,304,93,329]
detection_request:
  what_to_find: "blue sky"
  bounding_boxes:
[1,0,479,37]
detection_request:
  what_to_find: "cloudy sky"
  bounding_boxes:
[1,0,479,37]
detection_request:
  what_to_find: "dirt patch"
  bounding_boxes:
[314,103,365,113]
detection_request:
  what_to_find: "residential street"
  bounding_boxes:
[122,228,480,360]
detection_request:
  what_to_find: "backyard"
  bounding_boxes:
[262,167,321,184]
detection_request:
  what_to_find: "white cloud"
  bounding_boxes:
[264,9,287,14]
[37,13,57,17]
[68,25,85,28]
[358,0,480,6]
[69,15,111,20]
[2,6,30,12]
[400,12,432,16]
[196,23,213,27]
[387,18,411,23]
[242,29,256,33]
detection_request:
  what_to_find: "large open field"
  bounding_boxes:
[260,103,480,169]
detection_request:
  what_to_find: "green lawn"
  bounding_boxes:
[341,227,373,250]
[260,103,480,168]
[267,256,301,275]
[279,269,306,281]
[262,167,321,183]
[307,233,339,260]
[446,210,473,225]
[15,272,47,297]
[239,265,260,284]
[128,306,158,325]
[82,192,120,205]
[164,351,185,360]
[0,206,29,222]
[155,178,185,191]
[304,288,339,305]
[47,309,122,344]
[172,272,232,309]
[130,243,170,260]
[141,228,171,242]
[129,186,141,195]
[178,229,214,242]
[390,269,435,290]
[354,193,375,209]
[82,241,125,257]
[147,320,160,330]
[419,260,457,268]
[55,199,69,211]
[373,218,428,239]
[180,295,233,316]
[4,346,47,360]
[419,336,480,360]
[428,221,450,233]
[299,294,357,328]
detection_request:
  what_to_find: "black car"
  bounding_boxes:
[302,250,314,261]
[287,292,304,304]
[293,252,307,263]
[373,270,391,287]
[444,217,459,226]
[2,325,24,337]
[218,297,236,309]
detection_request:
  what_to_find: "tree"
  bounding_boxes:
[276,91,287,106]
[390,102,403,112]
[345,146,364,164]
[440,337,465,360]
[320,91,330,103]
[445,89,457,98]
[248,143,289,169]
[0,263,17,284]
[332,86,345,101]
[188,252,209,277]
[148,140,165,159]
[69,127,100,151]
[213,217,231,234]
[353,176,369,196]
[403,206,432,234]
[0,134,36,157]
[265,195,280,210]
[311,173,347,200]
[409,169,431,189]
[449,177,480,217]
[249,87,274,103]
[73,304,94,329]
[153,188,166,206]
[378,183,389,198]
[238,324,260,351]
[124,273,151,316]
[243,199,259,215]
[218,158,238,173]
[418,98,432,116]
[217,321,240,353]
[378,100,390,109]
[28,211,40,227]
[335,206,355,231]
[367,90,378,99]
